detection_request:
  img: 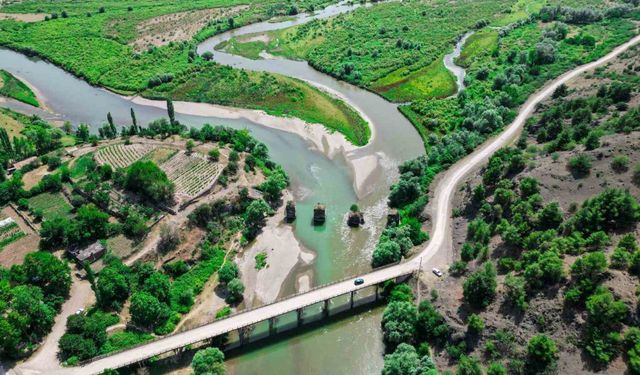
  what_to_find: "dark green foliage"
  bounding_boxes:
[388,283,414,303]
[0,253,70,358]
[463,262,497,308]
[457,355,482,375]
[125,160,174,203]
[570,189,640,235]
[218,262,239,285]
[372,225,414,267]
[96,258,130,311]
[130,291,170,329]
[243,199,272,240]
[567,154,592,177]
[417,300,449,343]
[382,301,417,349]
[527,334,557,371]
[192,347,225,375]
[225,278,244,304]
[584,289,629,364]
[382,343,436,375]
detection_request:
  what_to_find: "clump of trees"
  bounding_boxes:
[191,347,225,375]
[125,160,175,203]
[0,252,71,358]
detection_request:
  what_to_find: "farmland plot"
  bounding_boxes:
[95,143,157,169]
[160,151,223,199]
[0,217,25,250]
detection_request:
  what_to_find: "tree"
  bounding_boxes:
[208,148,220,161]
[571,189,640,235]
[97,265,130,310]
[382,343,436,375]
[192,347,225,375]
[22,251,71,299]
[143,272,170,303]
[457,355,482,375]
[372,240,402,268]
[243,199,272,240]
[125,160,175,203]
[186,140,194,155]
[417,300,449,342]
[166,98,176,125]
[504,274,528,311]
[527,334,557,370]
[76,203,110,242]
[157,224,179,253]
[567,154,592,177]
[463,262,497,308]
[225,278,244,304]
[537,202,563,230]
[382,301,417,348]
[486,362,507,375]
[389,178,421,208]
[611,155,629,173]
[130,108,138,130]
[130,291,170,329]
[218,262,239,284]
[467,314,484,334]
[467,219,491,245]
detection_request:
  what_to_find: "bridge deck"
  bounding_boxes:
[74,262,416,375]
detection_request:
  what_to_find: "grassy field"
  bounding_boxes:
[0,70,39,106]
[0,107,27,138]
[27,192,73,220]
[0,0,370,145]
[454,30,499,68]
[402,12,640,146]
[148,68,370,145]
[219,0,517,102]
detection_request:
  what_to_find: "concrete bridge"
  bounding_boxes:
[77,263,416,375]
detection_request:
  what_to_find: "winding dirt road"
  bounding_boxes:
[10,32,640,375]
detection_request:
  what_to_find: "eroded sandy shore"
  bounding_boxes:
[129,96,380,199]
[237,190,316,307]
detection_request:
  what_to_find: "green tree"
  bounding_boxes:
[125,160,175,203]
[243,199,272,240]
[382,301,417,348]
[457,355,482,375]
[417,300,449,342]
[218,262,239,284]
[225,278,245,304]
[372,240,402,268]
[130,291,170,329]
[192,347,225,375]
[527,334,557,370]
[382,343,436,375]
[572,189,640,235]
[167,98,176,125]
[567,154,592,177]
[21,251,71,299]
[463,262,497,308]
[143,272,170,303]
[97,265,130,310]
[76,204,110,242]
[467,314,484,334]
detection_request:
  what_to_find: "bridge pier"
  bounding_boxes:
[238,328,245,346]
[375,285,379,301]
[323,299,330,318]
[297,308,303,327]
[350,290,355,309]
[268,317,277,336]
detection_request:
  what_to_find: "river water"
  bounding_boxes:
[0,1,470,373]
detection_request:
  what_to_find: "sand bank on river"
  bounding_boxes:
[236,191,315,307]
[129,96,379,198]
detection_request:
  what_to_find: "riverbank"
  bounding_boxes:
[237,190,316,307]
[129,96,379,199]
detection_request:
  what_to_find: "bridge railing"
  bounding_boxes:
[80,259,413,367]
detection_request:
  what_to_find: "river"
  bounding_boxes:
[0,1,470,373]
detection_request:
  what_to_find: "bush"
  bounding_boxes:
[567,154,592,177]
[192,347,225,375]
[527,334,557,370]
[611,155,629,173]
[463,262,497,309]
[225,278,245,304]
[125,160,174,203]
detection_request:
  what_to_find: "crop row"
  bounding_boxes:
[95,143,157,169]
[160,151,223,198]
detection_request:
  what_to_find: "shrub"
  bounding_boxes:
[567,154,592,177]
[463,262,497,308]
[527,334,557,370]
[611,155,629,173]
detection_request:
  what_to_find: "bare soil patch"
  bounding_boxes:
[130,5,248,52]
[0,12,46,22]
[0,205,39,267]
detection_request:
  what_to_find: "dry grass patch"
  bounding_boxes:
[0,110,25,139]
[0,12,46,22]
[131,5,248,52]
